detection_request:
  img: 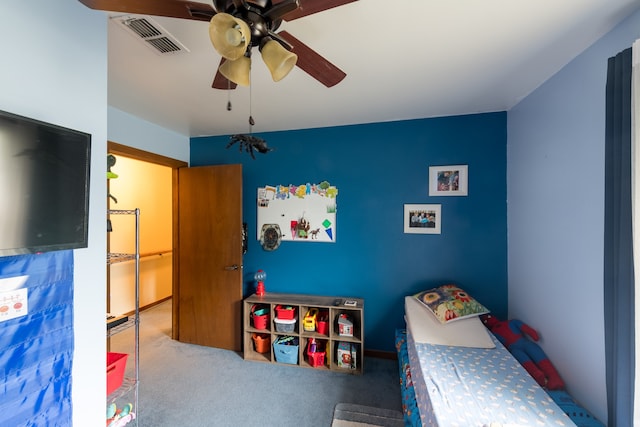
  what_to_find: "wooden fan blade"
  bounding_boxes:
[277,31,346,87]
[275,0,357,21]
[212,58,238,90]
[78,0,216,21]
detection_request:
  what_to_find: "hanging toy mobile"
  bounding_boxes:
[255,269,266,297]
[226,134,274,159]
[225,94,275,159]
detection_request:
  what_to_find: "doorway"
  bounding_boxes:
[107,141,187,339]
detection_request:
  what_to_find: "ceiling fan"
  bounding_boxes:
[78,0,356,90]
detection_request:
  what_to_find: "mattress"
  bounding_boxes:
[405,297,576,427]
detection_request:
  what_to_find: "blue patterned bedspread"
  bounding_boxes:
[406,330,576,427]
[396,329,421,426]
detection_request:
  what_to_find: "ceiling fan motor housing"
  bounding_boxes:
[243,10,278,47]
[222,0,300,49]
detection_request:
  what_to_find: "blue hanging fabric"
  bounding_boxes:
[0,251,74,426]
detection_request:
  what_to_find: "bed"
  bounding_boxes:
[397,295,577,427]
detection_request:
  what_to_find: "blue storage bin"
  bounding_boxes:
[273,336,299,364]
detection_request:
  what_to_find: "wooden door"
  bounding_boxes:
[175,164,243,351]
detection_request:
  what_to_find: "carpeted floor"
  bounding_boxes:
[331,403,404,427]
[109,299,402,426]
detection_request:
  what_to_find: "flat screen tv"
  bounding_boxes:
[0,110,91,256]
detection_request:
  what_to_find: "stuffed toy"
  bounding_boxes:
[480,313,565,390]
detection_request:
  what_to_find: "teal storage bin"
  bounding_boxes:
[273,336,299,364]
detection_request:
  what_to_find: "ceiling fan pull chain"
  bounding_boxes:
[248,77,255,132]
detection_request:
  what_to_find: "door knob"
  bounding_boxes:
[225,264,241,271]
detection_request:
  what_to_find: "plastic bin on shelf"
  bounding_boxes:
[316,310,329,335]
[308,350,325,367]
[252,333,271,353]
[107,352,128,395]
[275,305,296,320]
[274,317,296,333]
[251,304,270,330]
[273,336,299,364]
[306,338,325,367]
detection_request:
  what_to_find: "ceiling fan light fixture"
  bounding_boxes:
[260,39,298,82]
[209,13,251,60]
[219,56,251,87]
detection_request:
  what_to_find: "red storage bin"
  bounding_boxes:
[251,304,270,330]
[107,352,128,395]
[275,305,296,320]
[316,310,329,335]
[308,351,325,367]
[306,338,325,367]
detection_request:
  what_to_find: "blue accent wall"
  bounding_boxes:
[191,112,507,351]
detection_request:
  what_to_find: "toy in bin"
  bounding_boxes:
[337,313,354,337]
[337,341,357,369]
[106,402,134,427]
[303,308,318,332]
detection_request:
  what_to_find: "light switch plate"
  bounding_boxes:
[0,288,28,322]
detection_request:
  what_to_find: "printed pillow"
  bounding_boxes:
[414,284,489,324]
[404,296,495,348]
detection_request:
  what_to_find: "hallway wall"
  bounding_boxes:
[108,156,173,314]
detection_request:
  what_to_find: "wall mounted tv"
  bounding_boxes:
[0,110,91,256]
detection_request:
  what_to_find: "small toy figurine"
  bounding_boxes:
[106,402,134,427]
[481,313,565,390]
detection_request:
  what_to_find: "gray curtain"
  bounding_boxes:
[604,46,634,427]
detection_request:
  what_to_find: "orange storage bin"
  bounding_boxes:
[106,352,128,395]
[252,333,271,353]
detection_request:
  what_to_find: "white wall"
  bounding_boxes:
[108,107,189,162]
[508,9,640,424]
[0,3,189,426]
[0,1,108,426]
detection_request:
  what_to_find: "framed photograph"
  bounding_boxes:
[404,204,441,234]
[429,165,468,196]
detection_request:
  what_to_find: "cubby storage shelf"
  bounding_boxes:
[243,293,364,375]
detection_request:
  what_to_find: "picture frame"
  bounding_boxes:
[404,204,441,234]
[429,165,468,196]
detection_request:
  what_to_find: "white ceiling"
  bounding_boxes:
[104,0,640,137]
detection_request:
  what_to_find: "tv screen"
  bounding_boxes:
[0,110,91,256]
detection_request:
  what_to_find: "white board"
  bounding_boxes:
[257,182,337,243]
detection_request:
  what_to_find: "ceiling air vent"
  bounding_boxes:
[112,15,190,55]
